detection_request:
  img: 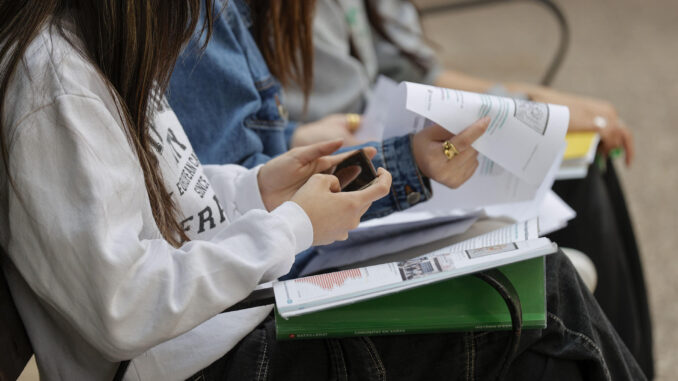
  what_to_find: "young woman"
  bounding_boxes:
[0,0,392,379]
[283,0,634,164]
[279,0,653,377]
[1,1,644,380]
[168,0,489,219]
[166,1,645,380]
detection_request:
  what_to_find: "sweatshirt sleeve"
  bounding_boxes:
[5,94,312,361]
[201,164,267,213]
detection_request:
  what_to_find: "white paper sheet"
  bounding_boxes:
[401,82,569,185]
[481,144,565,222]
[357,208,478,230]
[433,218,540,254]
[360,77,568,212]
[537,191,577,235]
[302,216,477,276]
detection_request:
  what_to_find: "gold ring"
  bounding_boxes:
[346,113,361,132]
[442,140,460,160]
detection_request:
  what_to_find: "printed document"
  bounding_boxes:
[275,237,557,318]
[361,77,569,209]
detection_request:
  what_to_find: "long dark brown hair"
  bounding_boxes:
[249,0,316,98]
[248,0,429,98]
[0,0,214,247]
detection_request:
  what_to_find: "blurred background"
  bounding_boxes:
[413,0,677,378]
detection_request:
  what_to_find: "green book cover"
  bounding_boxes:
[275,257,545,340]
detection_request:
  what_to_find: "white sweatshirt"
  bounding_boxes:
[0,24,313,380]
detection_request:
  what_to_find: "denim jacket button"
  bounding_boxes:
[407,191,421,205]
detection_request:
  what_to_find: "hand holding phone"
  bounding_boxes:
[330,149,378,192]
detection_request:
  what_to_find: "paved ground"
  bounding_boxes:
[415,0,678,378]
[18,1,678,379]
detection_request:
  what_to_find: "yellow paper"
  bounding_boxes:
[563,132,599,160]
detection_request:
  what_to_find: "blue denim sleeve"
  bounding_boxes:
[339,135,432,220]
[168,1,290,169]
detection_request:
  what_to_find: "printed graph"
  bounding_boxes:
[294,269,363,290]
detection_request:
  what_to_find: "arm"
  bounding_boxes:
[368,0,633,165]
[329,117,490,221]
[435,70,635,165]
[358,135,433,219]
[6,96,312,361]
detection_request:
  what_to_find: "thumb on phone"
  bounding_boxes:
[354,167,392,203]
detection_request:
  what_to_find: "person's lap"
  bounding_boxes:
[548,162,653,378]
[190,252,645,381]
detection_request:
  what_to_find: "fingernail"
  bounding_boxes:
[479,116,491,125]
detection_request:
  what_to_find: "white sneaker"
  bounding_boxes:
[562,247,598,293]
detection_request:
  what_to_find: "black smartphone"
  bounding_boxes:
[332,149,378,192]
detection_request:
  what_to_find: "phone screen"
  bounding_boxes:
[332,150,378,192]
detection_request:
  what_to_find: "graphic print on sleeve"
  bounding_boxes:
[148,96,231,239]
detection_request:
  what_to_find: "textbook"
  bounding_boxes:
[275,257,546,340]
[556,132,600,180]
[274,237,557,318]
[304,217,537,276]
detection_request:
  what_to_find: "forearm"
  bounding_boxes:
[435,70,608,133]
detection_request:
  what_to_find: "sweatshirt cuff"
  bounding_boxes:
[233,165,267,212]
[270,201,314,254]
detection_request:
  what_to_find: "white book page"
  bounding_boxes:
[537,191,577,235]
[275,264,403,316]
[357,76,399,142]
[436,218,539,253]
[482,144,565,221]
[275,237,556,318]
[422,155,539,209]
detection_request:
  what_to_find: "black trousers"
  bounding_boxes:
[548,161,654,379]
[190,253,645,381]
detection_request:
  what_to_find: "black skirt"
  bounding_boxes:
[548,160,654,379]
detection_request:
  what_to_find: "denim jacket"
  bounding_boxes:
[168,0,431,220]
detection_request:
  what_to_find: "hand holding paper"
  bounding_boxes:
[362,77,569,211]
[412,117,489,189]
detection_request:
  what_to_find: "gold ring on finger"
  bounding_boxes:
[346,113,362,132]
[442,140,460,160]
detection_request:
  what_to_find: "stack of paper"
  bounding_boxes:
[303,214,479,275]
[556,132,600,180]
[307,77,576,275]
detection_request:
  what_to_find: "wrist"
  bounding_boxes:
[257,166,276,211]
[383,135,431,210]
[290,128,303,148]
